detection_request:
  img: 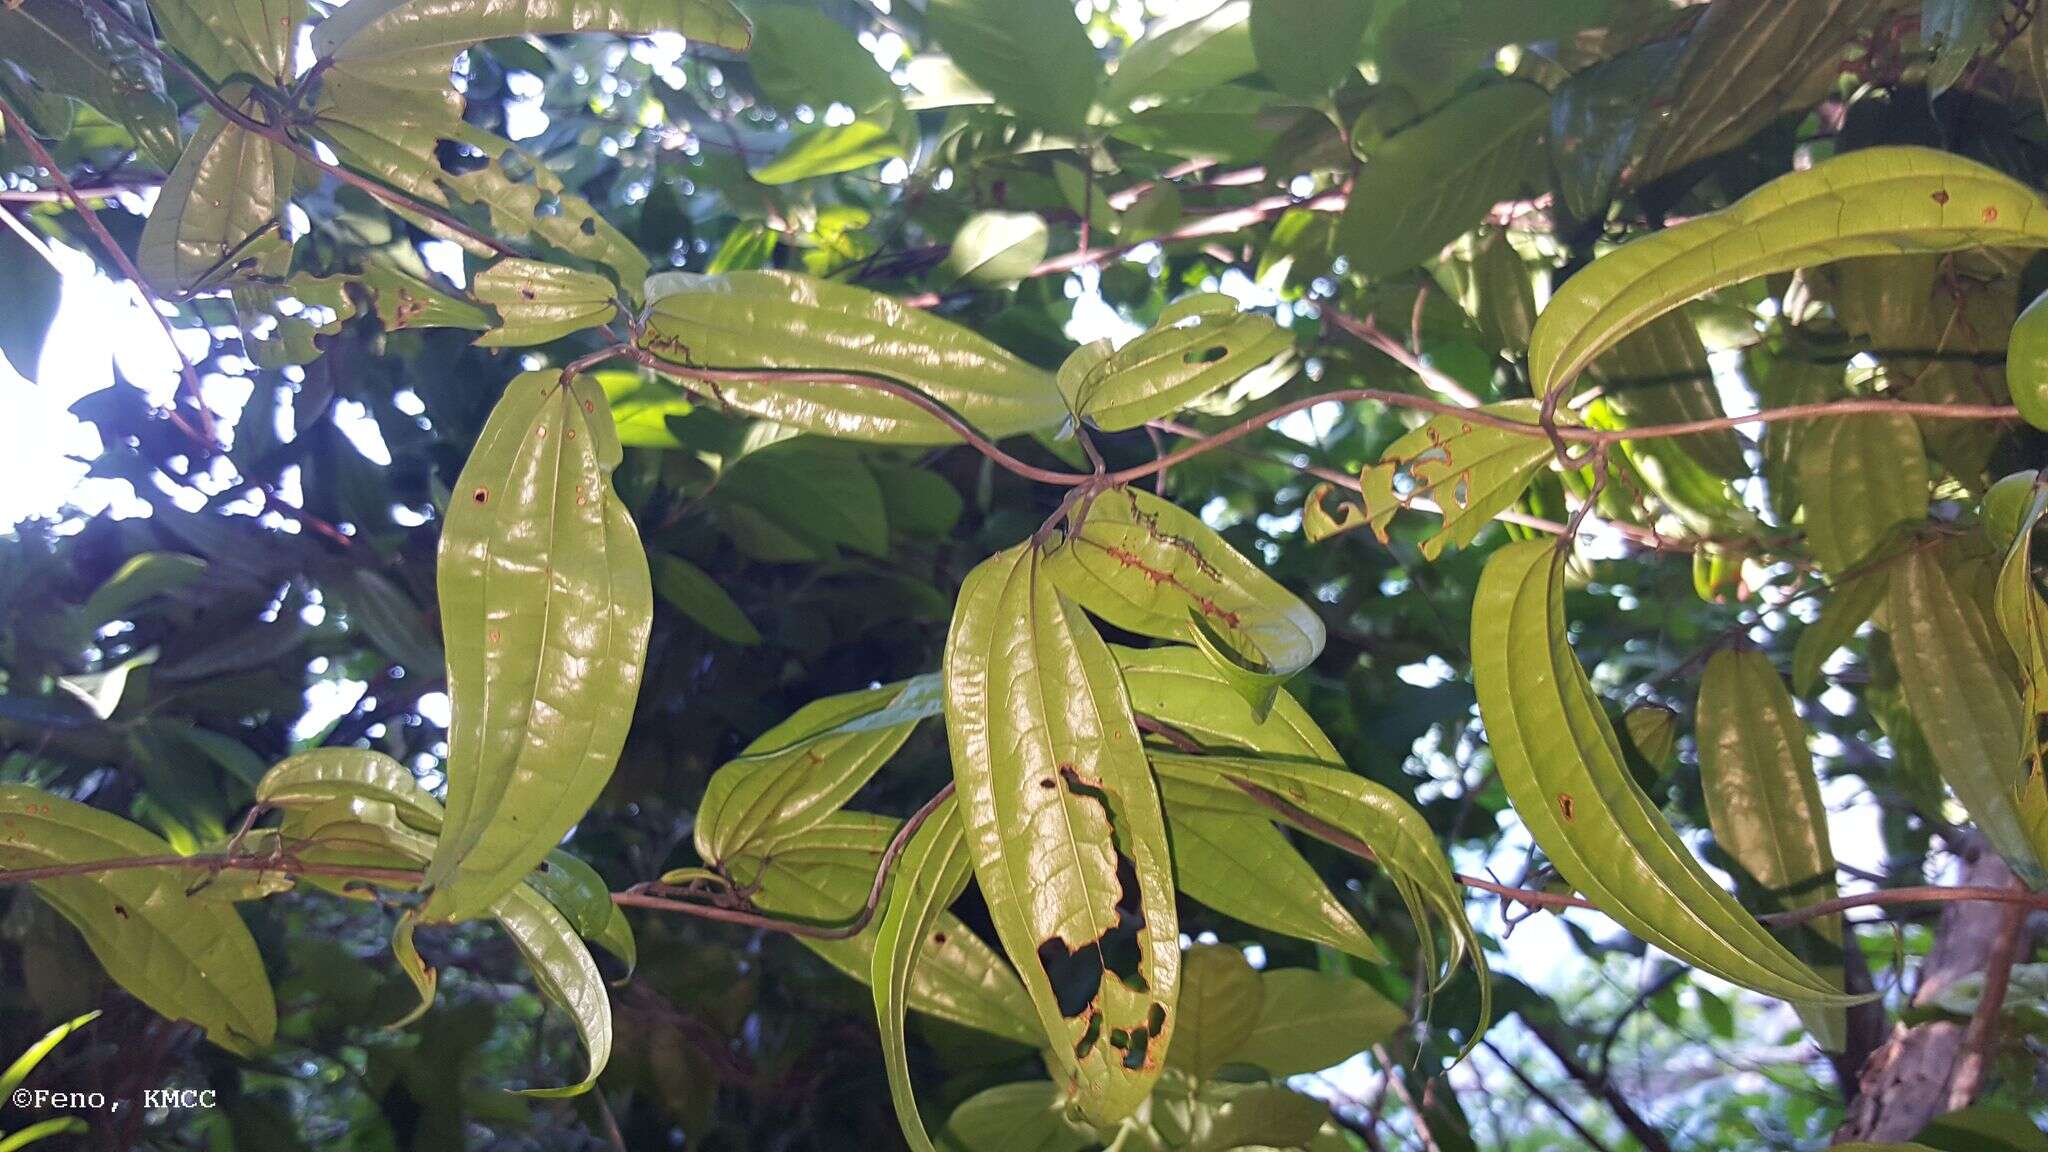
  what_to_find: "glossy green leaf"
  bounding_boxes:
[137,101,293,297]
[651,555,760,646]
[1306,400,1555,561]
[1529,147,2048,400]
[750,120,902,185]
[1116,646,1381,963]
[358,264,493,332]
[943,543,1180,1127]
[1792,562,1894,696]
[1163,944,1262,1080]
[0,1010,99,1100]
[637,271,1066,443]
[424,370,654,922]
[1992,480,2048,869]
[1335,81,1548,280]
[1471,539,1852,1002]
[745,6,897,114]
[2009,288,2048,430]
[0,1118,88,1152]
[81,552,206,629]
[1799,413,1928,572]
[1228,967,1405,1077]
[1585,311,1748,481]
[1103,0,1256,109]
[472,259,621,348]
[1890,542,2047,886]
[1056,294,1294,432]
[0,0,180,168]
[944,1082,1097,1152]
[255,747,444,832]
[944,212,1049,287]
[731,813,1039,1044]
[695,674,937,865]
[387,913,435,1028]
[926,0,1099,136]
[1444,229,1536,356]
[148,0,303,88]
[0,785,276,1054]
[495,881,613,1097]
[872,794,974,1152]
[1697,649,1846,1050]
[1250,0,1366,98]
[1046,487,1322,718]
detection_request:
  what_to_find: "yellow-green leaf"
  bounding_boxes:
[926,0,1099,136]
[750,120,903,185]
[1798,413,1928,572]
[1164,944,1263,1080]
[137,100,293,297]
[943,544,1180,1127]
[425,371,653,922]
[944,211,1050,287]
[255,747,444,832]
[1472,539,1853,1002]
[1792,561,1894,696]
[496,882,613,1097]
[1991,478,2048,871]
[149,0,304,88]
[0,786,276,1054]
[1697,649,1846,1051]
[1056,294,1293,432]
[1228,967,1405,1077]
[872,794,978,1152]
[2009,288,2048,430]
[472,259,621,348]
[1531,146,2048,401]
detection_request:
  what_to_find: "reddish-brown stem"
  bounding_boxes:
[1326,309,1482,408]
[0,91,217,451]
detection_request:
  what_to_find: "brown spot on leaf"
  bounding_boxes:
[1558,793,1576,822]
[1983,205,1999,223]
[473,487,489,503]
[1931,189,1950,205]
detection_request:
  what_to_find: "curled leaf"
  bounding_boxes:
[1056,295,1294,431]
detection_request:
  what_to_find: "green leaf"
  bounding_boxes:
[425,371,654,922]
[2009,288,2048,431]
[358,264,493,332]
[472,259,621,348]
[0,786,276,1053]
[1229,967,1405,1077]
[872,794,977,1152]
[1103,0,1257,109]
[495,881,614,1097]
[638,271,1066,443]
[1924,0,2002,95]
[0,1118,88,1152]
[387,913,436,1029]
[1116,647,1381,963]
[1585,311,1748,481]
[1991,480,2048,870]
[137,101,293,297]
[0,222,60,382]
[1056,294,1294,431]
[595,370,693,449]
[231,274,359,370]
[695,674,937,865]
[651,555,760,646]
[943,543,1180,1127]
[926,0,1099,136]
[0,1009,99,1100]
[1916,1104,2048,1152]
[1442,229,1536,356]
[1792,562,1894,696]
[1306,400,1555,561]
[1163,944,1263,1080]
[750,120,903,185]
[341,569,443,673]
[0,0,181,168]
[1890,543,2047,886]
[732,813,1040,1043]
[81,552,206,630]
[1471,539,1852,1002]
[256,747,445,832]
[944,1082,1097,1152]
[714,437,890,558]
[745,6,898,115]
[1045,486,1323,717]
[1697,649,1846,1051]
[311,0,751,97]
[1335,81,1548,280]
[1250,0,1368,99]
[147,0,303,87]
[944,212,1049,287]
[1799,413,1928,572]
[1529,146,2048,401]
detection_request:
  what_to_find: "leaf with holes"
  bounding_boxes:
[1045,487,1322,717]
[137,100,293,297]
[695,675,938,865]
[1335,81,1548,280]
[148,0,303,88]
[638,271,1067,443]
[729,812,1039,1044]
[0,786,275,1054]
[1530,147,2048,401]
[1798,413,1928,572]
[424,370,653,922]
[1473,538,1855,1002]
[1697,649,1846,1050]
[472,259,620,348]
[1056,294,1293,432]
[1306,400,1555,561]
[944,543,1180,1126]
[1116,646,1382,964]
[1892,542,2046,886]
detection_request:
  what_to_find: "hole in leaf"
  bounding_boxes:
[1073,1011,1101,1060]
[434,138,489,176]
[1146,1003,1165,1034]
[472,487,489,504]
[579,216,598,236]
[1037,936,1104,1019]
[1181,345,1228,365]
[1107,1027,1128,1049]
[1122,1026,1149,1070]
[535,194,564,219]
[499,149,536,184]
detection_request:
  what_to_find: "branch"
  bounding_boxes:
[1325,310,1482,408]
[1943,891,2029,1109]
[0,90,217,451]
[1480,1038,1620,1152]
[1520,1019,1676,1152]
